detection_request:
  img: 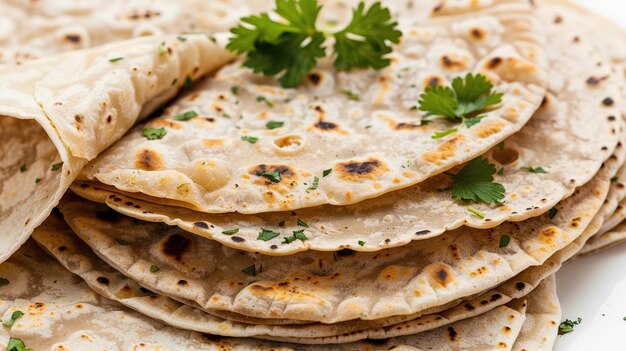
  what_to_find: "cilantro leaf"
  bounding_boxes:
[558,317,582,335]
[499,234,511,248]
[150,265,160,273]
[521,166,547,174]
[258,228,280,241]
[142,127,167,140]
[50,162,63,171]
[307,176,319,191]
[333,2,402,70]
[266,121,284,129]
[419,73,503,123]
[222,228,240,235]
[448,157,506,204]
[242,264,257,276]
[431,128,457,139]
[6,337,33,351]
[260,171,281,182]
[3,310,24,327]
[173,110,198,121]
[241,135,259,144]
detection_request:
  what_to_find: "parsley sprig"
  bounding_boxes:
[418,73,503,126]
[446,157,505,204]
[226,0,401,88]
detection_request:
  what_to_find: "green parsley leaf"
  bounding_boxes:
[242,264,257,276]
[50,162,63,171]
[467,207,484,219]
[431,128,457,139]
[256,96,274,107]
[0,277,9,286]
[3,310,24,327]
[142,127,167,140]
[258,228,280,241]
[150,265,160,273]
[307,176,319,191]
[282,235,297,244]
[6,337,33,351]
[521,166,547,174]
[341,89,360,101]
[463,115,486,128]
[158,41,167,56]
[549,207,558,219]
[19,164,27,173]
[297,218,309,227]
[241,135,259,144]
[448,157,506,204]
[260,171,281,182]
[418,73,503,123]
[108,57,124,63]
[333,2,402,70]
[358,240,365,246]
[266,121,284,129]
[293,229,307,241]
[222,228,240,235]
[558,317,581,335]
[499,234,511,248]
[231,86,239,95]
[173,110,198,121]
[323,168,332,177]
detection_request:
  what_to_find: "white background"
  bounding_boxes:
[555,1,626,350]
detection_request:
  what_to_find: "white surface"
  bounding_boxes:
[556,2,626,350]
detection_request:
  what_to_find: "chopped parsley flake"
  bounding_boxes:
[499,234,510,248]
[241,135,259,144]
[183,77,193,90]
[467,207,484,219]
[358,240,365,246]
[297,218,309,227]
[611,176,619,182]
[158,41,167,56]
[0,277,9,286]
[341,89,360,101]
[401,160,413,169]
[558,317,581,335]
[242,264,257,276]
[521,166,547,174]
[142,127,167,140]
[447,157,506,204]
[222,228,240,235]
[497,142,505,150]
[307,176,319,191]
[282,229,308,244]
[418,73,503,125]
[177,35,187,42]
[266,121,284,129]
[108,57,124,63]
[19,164,27,173]
[50,162,63,171]
[256,96,274,107]
[231,86,239,95]
[549,208,558,219]
[463,115,486,128]
[257,228,280,241]
[431,128,457,139]
[173,110,198,121]
[323,168,332,177]
[260,171,281,182]
[35,178,41,184]
[6,337,32,351]
[3,310,24,327]
[150,265,160,273]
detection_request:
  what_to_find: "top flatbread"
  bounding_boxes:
[79,0,548,213]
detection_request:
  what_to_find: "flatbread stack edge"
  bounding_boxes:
[0,0,625,349]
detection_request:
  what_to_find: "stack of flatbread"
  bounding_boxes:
[0,0,624,349]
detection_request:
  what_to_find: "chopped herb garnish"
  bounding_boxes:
[142,127,167,140]
[258,228,280,241]
[241,135,259,144]
[260,171,281,182]
[226,0,401,88]
[222,113,231,119]
[447,157,506,204]
[497,142,505,150]
[222,228,240,235]
[297,218,309,227]
[293,229,307,240]
[358,240,365,246]
[341,89,360,101]
[282,235,297,244]
[558,317,582,335]
[431,128,457,139]
[549,207,558,219]
[323,168,332,177]
[242,264,257,276]
[108,57,124,63]
[467,207,484,219]
[499,234,510,248]
[402,160,413,168]
[173,110,198,121]
[6,337,32,351]
[177,35,187,42]
[256,96,274,107]
[364,125,372,129]
[35,178,41,184]
[0,277,9,286]
[611,176,619,182]
[150,265,160,273]
[307,176,319,191]
[19,164,27,173]
[116,239,129,245]
[50,162,63,171]
[3,310,24,327]
[158,41,167,56]
[464,115,486,128]
[278,220,285,227]
[497,167,504,175]
[208,35,217,43]
[266,121,284,129]
[231,86,239,95]
[521,166,547,174]
[183,77,193,90]
[418,73,503,125]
